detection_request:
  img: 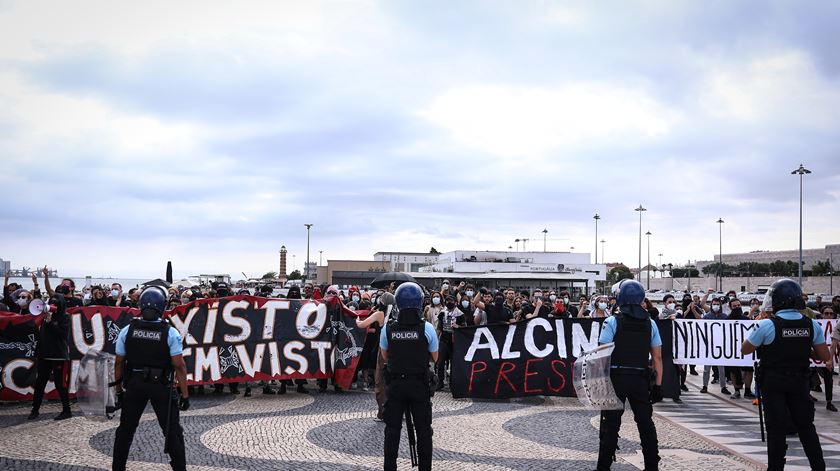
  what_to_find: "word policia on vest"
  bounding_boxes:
[0,296,366,401]
[671,318,836,367]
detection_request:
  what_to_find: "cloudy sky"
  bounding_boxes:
[1,1,839,279]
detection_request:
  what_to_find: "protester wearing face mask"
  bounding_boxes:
[107,283,130,307]
[43,267,83,308]
[439,280,451,297]
[590,296,610,318]
[435,295,464,391]
[701,298,730,395]
[11,289,34,314]
[659,294,679,320]
[557,290,578,317]
[458,296,475,325]
[423,291,443,325]
[29,294,72,421]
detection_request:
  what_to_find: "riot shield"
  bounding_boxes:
[573,342,623,410]
[75,349,118,420]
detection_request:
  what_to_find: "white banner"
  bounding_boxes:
[671,319,837,366]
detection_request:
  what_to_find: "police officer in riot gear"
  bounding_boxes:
[742,278,830,470]
[380,282,439,471]
[597,280,662,470]
[112,286,190,471]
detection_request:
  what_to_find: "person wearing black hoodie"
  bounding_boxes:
[726,297,747,399]
[28,294,72,420]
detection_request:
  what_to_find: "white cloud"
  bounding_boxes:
[418,84,677,157]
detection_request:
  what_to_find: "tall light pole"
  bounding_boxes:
[634,205,647,282]
[791,164,811,286]
[600,239,605,264]
[593,214,600,264]
[304,224,313,282]
[319,250,323,266]
[542,228,548,252]
[645,231,652,289]
[522,238,529,251]
[658,253,663,274]
[515,238,520,251]
[716,218,724,292]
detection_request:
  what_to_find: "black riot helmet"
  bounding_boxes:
[761,278,805,313]
[139,286,168,320]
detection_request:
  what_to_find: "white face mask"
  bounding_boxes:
[432,297,441,305]
[111,289,120,297]
[598,302,608,310]
[563,297,570,304]
[465,290,474,297]
[83,293,91,301]
[16,298,28,307]
[549,295,557,302]
[461,300,470,308]
[712,305,721,312]
[666,303,675,310]
[441,284,449,290]
[352,295,360,302]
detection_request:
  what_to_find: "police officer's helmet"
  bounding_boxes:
[395,282,424,310]
[613,279,645,306]
[762,278,805,313]
[139,286,168,318]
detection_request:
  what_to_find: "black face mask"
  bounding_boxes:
[730,307,743,316]
[495,297,504,307]
[55,285,70,295]
[445,302,455,309]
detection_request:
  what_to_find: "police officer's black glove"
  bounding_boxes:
[179,396,190,411]
[649,384,663,404]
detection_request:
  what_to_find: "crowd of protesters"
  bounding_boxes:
[5,270,839,416]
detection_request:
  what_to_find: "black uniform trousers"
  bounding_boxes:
[762,371,825,471]
[383,378,433,471]
[113,377,186,471]
[597,371,659,471]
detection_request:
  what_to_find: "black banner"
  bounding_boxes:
[451,317,604,399]
[0,296,366,401]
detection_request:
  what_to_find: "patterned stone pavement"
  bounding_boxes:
[0,383,762,470]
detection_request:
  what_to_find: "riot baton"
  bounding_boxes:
[754,361,765,442]
[163,371,175,455]
[405,409,418,467]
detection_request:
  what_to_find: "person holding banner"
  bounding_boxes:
[741,278,829,471]
[380,282,438,471]
[597,279,662,471]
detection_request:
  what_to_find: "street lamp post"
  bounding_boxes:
[634,205,647,283]
[716,218,724,292]
[542,228,548,252]
[304,224,313,282]
[319,250,323,266]
[658,253,663,276]
[645,231,652,289]
[593,214,600,264]
[600,239,605,264]
[515,239,520,251]
[791,164,811,286]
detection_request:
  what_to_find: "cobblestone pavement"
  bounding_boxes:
[0,383,762,470]
[656,374,840,470]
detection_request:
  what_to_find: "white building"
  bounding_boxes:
[415,250,607,295]
[374,252,440,272]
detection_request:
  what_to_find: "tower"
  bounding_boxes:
[279,245,288,284]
